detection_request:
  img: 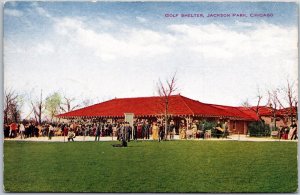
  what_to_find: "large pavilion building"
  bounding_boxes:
[57,94,262,134]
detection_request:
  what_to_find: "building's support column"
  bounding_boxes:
[185,116,192,130]
[243,121,248,135]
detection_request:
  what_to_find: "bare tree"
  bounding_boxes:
[60,96,80,113]
[283,79,298,123]
[81,98,94,107]
[241,88,263,119]
[267,89,282,132]
[157,72,177,140]
[254,88,263,120]
[241,98,251,108]
[31,90,44,124]
[4,88,20,124]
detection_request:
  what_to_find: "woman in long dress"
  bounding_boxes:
[192,123,198,139]
[152,122,159,140]
[179,124,186,139]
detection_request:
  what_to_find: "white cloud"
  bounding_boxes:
[29,3,53,19]
[136,16,147,23]
[54,17,172,61]
[4,9,23,17]
[4,16,298,113]
[234,21,253,27]
[35,7,52,18]
[34,42,55,54]
[167,23,297,61]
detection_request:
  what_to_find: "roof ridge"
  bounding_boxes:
[177,96,195,115]
[235,107,259,120]
[113,94,182,100]
[209,104,248,119]
[206,103,239,108]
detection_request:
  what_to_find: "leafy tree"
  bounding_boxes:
[45,92,62,122]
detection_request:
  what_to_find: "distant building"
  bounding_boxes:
[248,106,298,129]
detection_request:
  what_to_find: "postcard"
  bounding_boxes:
[3,1,298,193]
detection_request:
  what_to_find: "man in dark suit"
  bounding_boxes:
[143,121,150,139]
[95,123,101,141]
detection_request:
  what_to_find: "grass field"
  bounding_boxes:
[4,140,298,192]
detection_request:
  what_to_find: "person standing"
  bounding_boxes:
[121,122,126,141]
[152,122,159,141]
[4,124,10,138]
[116,123,121,141]
[133,121,138,141]
[159,122,165,142]
[215,121,223,139]
[191,122,197,139]
[30,122,36,138]
[201,121,205,139]
[223,120,229,138]
[9,122,17,138]
[290,122,297,140]
[61,122,65,136]
[28,122,35,138]
[169,120,175,140]
[48,124,54,140]
[125,122,132,142]
[19,123,25,139]
[112,123,117,138]
[141,121,145,140]
[68,129,76,142]
[34,124,39,138]
[95,123,101,141]
[179,123,186,139]
[143,120,150,140]
[108,122,113,136]
[137,122,142,139]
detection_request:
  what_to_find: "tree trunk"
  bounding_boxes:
[165,100,168,140]
[290,107,293,125]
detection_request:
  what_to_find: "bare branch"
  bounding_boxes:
[4,88,21,124]
[30,90,44,124]
[156,72,178,140]
[60,96,79,112]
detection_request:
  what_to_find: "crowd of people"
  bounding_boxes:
[278,122,298,140]
[4,119,205,141]
[3,118,297,141]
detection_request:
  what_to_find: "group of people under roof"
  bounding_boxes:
[4,117,297,142]
[4,118,231,141]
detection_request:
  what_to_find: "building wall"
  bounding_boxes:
[261,116,288,129]
[235,121,245,134]
[228,120,249,134]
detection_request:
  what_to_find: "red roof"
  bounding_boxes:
[57,95,258,120]
[210,105,259,121]
[237,107,260,120]
[250,106,274,117]
[277,107,297,116]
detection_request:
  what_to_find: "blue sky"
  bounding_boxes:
[4,1,298,118]
[4,2,298,39]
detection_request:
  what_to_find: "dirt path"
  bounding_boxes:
[4,134,297,142]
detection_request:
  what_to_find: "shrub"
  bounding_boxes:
[248,121,271,137]
[200,120,219,137]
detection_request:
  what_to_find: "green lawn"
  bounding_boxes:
[4,140,298,192]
